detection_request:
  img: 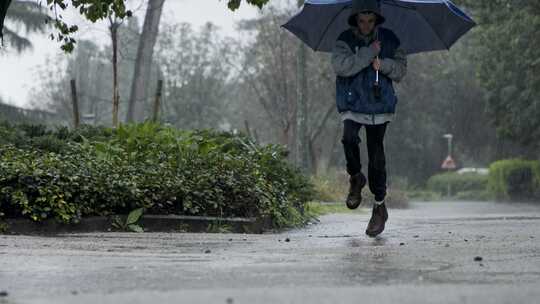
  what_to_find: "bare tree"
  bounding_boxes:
[296,0,309,172]
[155,22,232,129]
[231,5,339,172]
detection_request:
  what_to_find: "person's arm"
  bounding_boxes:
[331,40,378,77]
[378,47,407,83]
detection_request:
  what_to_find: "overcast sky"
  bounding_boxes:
[0,0,266,108]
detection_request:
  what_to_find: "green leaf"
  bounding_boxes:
[127,224,144,233]
[126,207,143,225]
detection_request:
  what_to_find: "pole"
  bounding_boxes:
[448,135,452,197]
[244,119,253,139]
[152,79,163,123]
[443,133,453,197]
[447,173,451,197]
[253,129,260,143]
[448,136,453,159]
[70,79,80,128]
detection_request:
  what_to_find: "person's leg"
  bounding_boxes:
[341,119,363,176]
[341,119,367,209]
[365,122,388,202]
[365,122,389,237]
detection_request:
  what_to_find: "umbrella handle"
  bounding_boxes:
[375,56,379,83]
[375,26,380,83]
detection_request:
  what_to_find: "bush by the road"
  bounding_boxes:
[310,171,347,202]
[426,172,488,197]
[454,190,492,201]
[0,122,315,229]
[381,189,409,209]
[406,190,442,201]
[488,159,540,202]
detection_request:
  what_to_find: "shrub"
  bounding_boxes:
[382,189,409,209]
[310,173,347,202]
[454,190,493,201]
[406,190,441,201]
[488,159,540,201]
[427,172,488,196]
[356,187,409,209]
[0,122,315,229]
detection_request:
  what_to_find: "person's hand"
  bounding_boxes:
[370,40,381,55]
[372,57,381,71]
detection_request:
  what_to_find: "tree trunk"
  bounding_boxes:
[126,0,165,122]
[309,138,321,175]
[327,123,342,170]
[296,0,310,173]
[287,94,298,163]
[109,17,120,128]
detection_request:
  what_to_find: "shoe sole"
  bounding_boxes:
[365,228,384,237]
[365,217,387,237]
[346,200,361,210]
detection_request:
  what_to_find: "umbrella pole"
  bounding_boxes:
[375,26,379,84]
[374,27,380,99]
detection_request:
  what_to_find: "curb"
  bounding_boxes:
[0,214,273,235]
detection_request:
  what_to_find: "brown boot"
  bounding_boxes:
[365,202,388,237]
[345,172,366,209]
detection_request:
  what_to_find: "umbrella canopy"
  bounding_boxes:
[282,0,476,54]
[0,0,12,42]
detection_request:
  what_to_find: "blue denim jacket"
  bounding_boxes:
[333,27,401,115]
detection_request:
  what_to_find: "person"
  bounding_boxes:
[331,0,407,237]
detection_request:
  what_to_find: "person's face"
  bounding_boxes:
[356,12,377,35]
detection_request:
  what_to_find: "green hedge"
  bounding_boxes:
[488,159,540,201]
[0,122,315,229]
[406,190,442,201]
[426,172,488,196]
[454,190,492,201]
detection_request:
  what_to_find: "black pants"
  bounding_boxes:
[341,119,388,202]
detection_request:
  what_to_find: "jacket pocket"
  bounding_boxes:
[336,77,355,112]
[380,78,398,113]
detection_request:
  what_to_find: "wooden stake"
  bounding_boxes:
[70,79,80,128]
[244,119,252,138]
[152,79,163,122]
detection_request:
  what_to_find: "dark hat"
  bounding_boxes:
[348,0,386,27]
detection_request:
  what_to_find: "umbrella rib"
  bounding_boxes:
[314,4,349,52]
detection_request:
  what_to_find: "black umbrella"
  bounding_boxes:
[282,0,476,54]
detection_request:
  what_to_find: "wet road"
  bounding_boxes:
[1,201,540,303]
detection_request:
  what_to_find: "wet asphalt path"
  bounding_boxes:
[1,201,540,304]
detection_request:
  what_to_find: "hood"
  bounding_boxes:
[348,0,385,27]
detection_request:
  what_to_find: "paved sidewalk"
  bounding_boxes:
[1,201,540,303]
